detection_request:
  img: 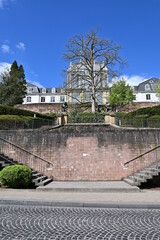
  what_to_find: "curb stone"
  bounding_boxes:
[0,199,160,209]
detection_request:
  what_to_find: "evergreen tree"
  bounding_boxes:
[0,61,27,106]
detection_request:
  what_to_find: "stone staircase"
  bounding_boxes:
[0,153,52,187]
[124,161,160,187]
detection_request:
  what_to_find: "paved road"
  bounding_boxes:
[0,204,160,240]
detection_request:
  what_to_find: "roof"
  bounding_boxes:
[27,82,38,87]
[134,78,160,92]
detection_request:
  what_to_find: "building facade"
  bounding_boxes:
[23,83,66,104]
[133,78,160,103]
[65,61,109,105]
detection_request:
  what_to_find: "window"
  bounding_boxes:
[41,97,45,102]
[72,93,80,103]
[42,88,46,93]
[60,96,65,102]
[133,95,136,100]
[27,96,31,102]
[96,92,103,105]
[146,94,151,100]
[52,88,56,93]
[50,96,55,102]
[145,84,150,91]
[85,92,91,102]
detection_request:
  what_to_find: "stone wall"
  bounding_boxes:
[15,103,62,114]
[1,125,160,181]
[122,102,160,112]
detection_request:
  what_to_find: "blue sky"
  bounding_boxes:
[0,0,160,87]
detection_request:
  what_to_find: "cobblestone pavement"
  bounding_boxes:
[0,205,160,240]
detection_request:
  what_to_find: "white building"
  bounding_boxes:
[133,78,160,102]
[23,83,67,104]
[66,61,109,104]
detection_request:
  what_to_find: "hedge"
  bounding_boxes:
[0,164,32,188]
[147,115,160,128]
[69,112,105,123]
[0,115,56,130]
[125,105,160,118]
[0,104,56,119]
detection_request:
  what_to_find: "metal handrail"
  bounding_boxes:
[0,136,53,180]
[124,144,160,166]
[0,137,53,166]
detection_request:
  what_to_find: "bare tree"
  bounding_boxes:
[63,29,126,112]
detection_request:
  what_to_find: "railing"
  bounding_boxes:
[115,118,160,128]
[124,144,160,181]
[0,137,53,180]
[0,118,58,130]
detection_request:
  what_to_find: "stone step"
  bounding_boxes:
[141,170,159,176]
[145,167,159,173]
[32,175,47,184]
[123,178,139,186]
[32,172,42,179]
[0,161,12,167]
[36,178,53,187]
[134,172,153,179]
[129,175,147,183]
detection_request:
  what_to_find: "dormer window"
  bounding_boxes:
[52,88,56,93]
[42,88,46,93]
[28,88,33,93]
[145,84,150,91]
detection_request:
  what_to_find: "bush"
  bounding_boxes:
[0,104,56,119]
[148,115,160,128]
[0,165,32,188]
[69,112,105,123]
[125,105,160,118]
[115,112,127,118]
[132,115,149,127]
[0,115,56,129]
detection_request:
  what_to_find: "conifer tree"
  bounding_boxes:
[0,60,27,106]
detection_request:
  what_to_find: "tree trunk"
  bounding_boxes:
[91,85,96,112]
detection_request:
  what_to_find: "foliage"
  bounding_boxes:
[69,111,105,123]
[115,105,160,128]
[63,29,126,112]
[147,115,160,128]
[0,165,32,188]
[0,104,56,119]
[154,80,160,100]
[125,105,160,118]
[115,112,127,118]
[0,61,27,106]
[109,79,134,109]
[0,115,56,130]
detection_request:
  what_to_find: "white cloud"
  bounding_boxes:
[28,81,44,88]
[112,75,149,87]
[0,62,11,81]
[0,0,6,9]
[16,42,25,51]
[1,44,10,53]
[0,0,16,9]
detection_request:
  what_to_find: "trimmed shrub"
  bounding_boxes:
[0,165,32,188]
[148,115,160,128]
[69,112,105,123]
[125,105,160,119]
[0,104,56,119]
[0,115,56,130]
[115,112,127,118]
[132,115,149,127]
